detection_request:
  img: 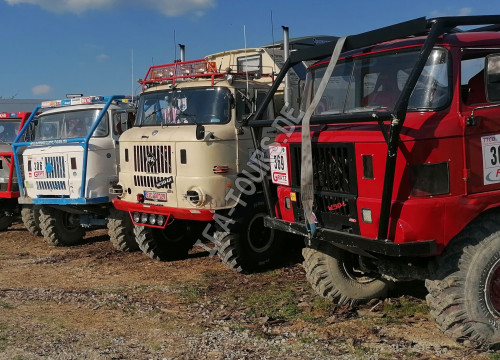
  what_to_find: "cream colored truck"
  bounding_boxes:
[111,49,292,269]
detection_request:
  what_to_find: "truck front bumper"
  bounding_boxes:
[112,198,215,228]
[264,216,437,257]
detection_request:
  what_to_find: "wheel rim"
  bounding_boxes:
[485,258,500,316]
[246,213,274,253]
[342,253,378,285]
[61,212,80,231]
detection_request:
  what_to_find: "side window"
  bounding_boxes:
[93,114,109,137]
[113,111,134,135]
[255,90,274,120]
[235,90,251,123]
[462,56,486,105]
[235,89,274,122]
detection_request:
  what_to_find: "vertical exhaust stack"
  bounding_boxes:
[179,44,186,62]
[282,26,291,106]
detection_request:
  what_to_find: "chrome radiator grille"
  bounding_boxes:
[133,145,172,174]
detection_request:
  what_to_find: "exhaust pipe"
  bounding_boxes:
[179,44,186,62]
[282,26,291,106]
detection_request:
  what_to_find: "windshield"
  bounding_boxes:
[0,120,21,143]
[137,87,231,126]
[34,109,108,141]
[302,48,449,114]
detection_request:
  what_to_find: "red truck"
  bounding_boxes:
[0,111,38,232]
[245,16,500,347]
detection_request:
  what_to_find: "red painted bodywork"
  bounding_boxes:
[273,32,500,255]
[112,198,215,228]
[0,112,30,199]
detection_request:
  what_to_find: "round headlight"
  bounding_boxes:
[148,214,157,225]
[156,215,165,227]
[132,212,140,223]
[140,213,148,223]
[186,189,204,206]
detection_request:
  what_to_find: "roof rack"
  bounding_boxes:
[140,58,273,91]
[40,96,133,109]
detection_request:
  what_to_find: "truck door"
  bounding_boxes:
[462,51,500,194]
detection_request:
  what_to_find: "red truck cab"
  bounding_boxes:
[0,111,31,230]
[248,16,500,348]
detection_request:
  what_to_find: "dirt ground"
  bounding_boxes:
[0,222,497,360]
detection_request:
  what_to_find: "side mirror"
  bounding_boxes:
[486,54,500,102]
[195,124,205,140]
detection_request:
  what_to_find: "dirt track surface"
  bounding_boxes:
[0,223,496,359]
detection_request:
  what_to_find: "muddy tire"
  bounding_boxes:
[135,219,200,261]
[21,206,41,236]
[107,208,138,252]
[214,199,282,273]
[39,206,85,246]
[0,212,14,231]
[425,222,500,348]
[303,247,392,306]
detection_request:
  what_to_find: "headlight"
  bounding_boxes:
[132,212,140,223]
[185,188,204,206]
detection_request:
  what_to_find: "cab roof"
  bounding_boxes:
[312,31,500,68]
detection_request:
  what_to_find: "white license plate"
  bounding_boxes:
[32,158,46,179]
[269,145,289,186]
[144,191,167,202]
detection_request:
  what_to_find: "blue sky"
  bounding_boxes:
[1,0,499,101]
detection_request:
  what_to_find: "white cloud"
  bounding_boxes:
[4,0,215,16]
[32,84,53,96]
[142,0,215,17]
[96,53,110,62]
[5,0,114,14]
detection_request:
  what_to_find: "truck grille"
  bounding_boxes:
[134,145,172,174]
[134,175,173,189]
[289,143,359,233]
[290,143,355,193]
[36,180,67,191]
[44,156,66,179]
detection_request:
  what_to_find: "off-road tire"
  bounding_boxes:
[107,208,139,252]
[39,206,85,246]
[21,206,41,236]
[214,198,283,273]
[134,219,200,261]
[303,247,392,306]
[0,212,14,231]
[425,220,500,349]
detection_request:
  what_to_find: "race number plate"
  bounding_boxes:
[482,134,500,185]
[144,190,167,202]
[32,157,46,179]
[269,145,289,186]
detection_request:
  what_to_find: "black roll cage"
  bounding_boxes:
[247,16,500,248]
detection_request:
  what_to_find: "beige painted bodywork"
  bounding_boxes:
[117,78,277,212]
